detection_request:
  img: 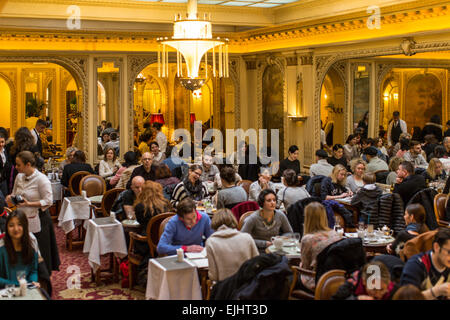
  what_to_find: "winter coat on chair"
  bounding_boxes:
[406,188,438,230]
[210,253,292,300]
[315,237,366,284]
[286,197,322,237]
[306,175,327,198]
[378,193,405,234]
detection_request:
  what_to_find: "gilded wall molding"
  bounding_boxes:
[0,55,88,151]
[229,57,241,130]
[330,61,349,139]
[0,70,18,132]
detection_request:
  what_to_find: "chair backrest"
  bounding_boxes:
[238,210,256,230]
[314,269,346,300]
[101,188,125,217]
[146,212,176,257]
[399,229,438,262]
[79,174,106,197]
[68,171,91,196]
[434,193,448,223]
[158,216,174,241]
[237,180,253,195]
[231,201,259,222]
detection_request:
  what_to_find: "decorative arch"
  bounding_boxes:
[0,71,17,132]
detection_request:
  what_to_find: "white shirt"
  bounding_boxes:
[30,128,39,146]
[0,149,5,165]
[99,159,122,179]
[387,119,407,146]
[12,169,53,233]
[156,131,167,154]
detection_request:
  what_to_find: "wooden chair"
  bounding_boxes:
[237,210,255,230]
[205,279,216,300]
[67,171,91,196]
[79,174,106,198]
[433,193,450,228]
[237,180,253,196]
[159,216,174,240]
[100,188,124,217]
[128,212,175,289]
[289,266,316,300]
[314,269,346,300]
[399,229,438,262]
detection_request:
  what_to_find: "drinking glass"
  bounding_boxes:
[5,284,15,299]
[358,221,365,231]
[16,270,26,282]
[334,216,341,231]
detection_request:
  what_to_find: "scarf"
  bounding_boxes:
[183,176,204,200]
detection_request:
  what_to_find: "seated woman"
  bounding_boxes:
[240,189,293,253]
[149,141,166,165]
[112,151,139,188]
[137,132,151,156]
[99,147,122,184]
[154,163,180,200]
[298,202,342,293]
[57,146,78,177]
[205,209,259,282]
[346,159,366,193]
[386,203,429,256]
[327,144,348,169]
[0,210,40,289]
[386,156,403,186]
[395,138,410,158]
[170,164,208,207]
[215,166,247,210]
[134,181,172,235]
[276,169,310,210]
[375,137,389,158]
[61,150,94,188]
[214,163,242,190]
[343,134,360,165]
[320,164,353,200]
[333,261,398,300]
[421,158,446,182]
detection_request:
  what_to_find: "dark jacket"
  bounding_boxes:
[126,164,157,189]
[378,193,405,234]
[322,200,355,228]
[406,188,438,230]
[306,175,326,198]
[210,254,292,300]
[286,197,321,237]
[61,162,94,187]
[320,177,348,201]
[351,186,383,225]
[421,123,443,142]
[315,237,366,284]
[393,174,426,207]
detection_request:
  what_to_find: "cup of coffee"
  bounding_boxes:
[271,236,283,250]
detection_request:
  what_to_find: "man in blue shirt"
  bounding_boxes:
[157,197,213,256]
[400,228,450,299]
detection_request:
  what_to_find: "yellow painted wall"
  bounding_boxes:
[0,78,11,129]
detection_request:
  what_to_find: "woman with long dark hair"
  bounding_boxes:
[6,127,40,193]
[0,210,40,288]
[5,151,60,274]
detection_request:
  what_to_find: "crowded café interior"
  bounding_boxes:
[0,0,450,302]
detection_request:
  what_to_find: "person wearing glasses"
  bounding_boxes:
[170,164,208,207]
[400,228,450,300]
[126,152,156,189]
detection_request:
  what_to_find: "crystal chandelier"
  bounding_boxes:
[157,0,229,91]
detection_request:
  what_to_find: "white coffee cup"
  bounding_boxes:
[271,236,283,250]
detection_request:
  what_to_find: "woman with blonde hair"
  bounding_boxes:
[133,180,172,232]
[320,164,352,200]
[386,156,404,185]
[422,158,446,182]
[346,159,367,193]
[298,202,342,293]
[205,209,259,281]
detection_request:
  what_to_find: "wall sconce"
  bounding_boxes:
[288,114,307,122]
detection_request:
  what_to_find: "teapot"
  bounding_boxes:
[380,225,393,236]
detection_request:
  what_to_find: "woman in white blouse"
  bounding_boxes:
[99,147,122,183]
[5,150,60,273]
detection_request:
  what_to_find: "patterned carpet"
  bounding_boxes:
[50,222,146,300]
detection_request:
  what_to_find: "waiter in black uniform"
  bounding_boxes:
[31,119,47,155]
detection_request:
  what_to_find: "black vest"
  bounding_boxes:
[391,121,402,144]
[34,129,43,155]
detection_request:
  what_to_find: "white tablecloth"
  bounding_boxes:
[83,218,127,273]
[146,256,202,300]
[57,197,91,234]
[51,182,63,201]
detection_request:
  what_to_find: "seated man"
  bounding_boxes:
[400,228,450,300]
[403,140,428,169]
[126,152,156,189]
[309,149,333,177]
[200,154,219,182]
[364,146,388,174]
[157,198,214,256]
[393,161,427,206]
[248,167,276,202]
[112,176,144,220]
